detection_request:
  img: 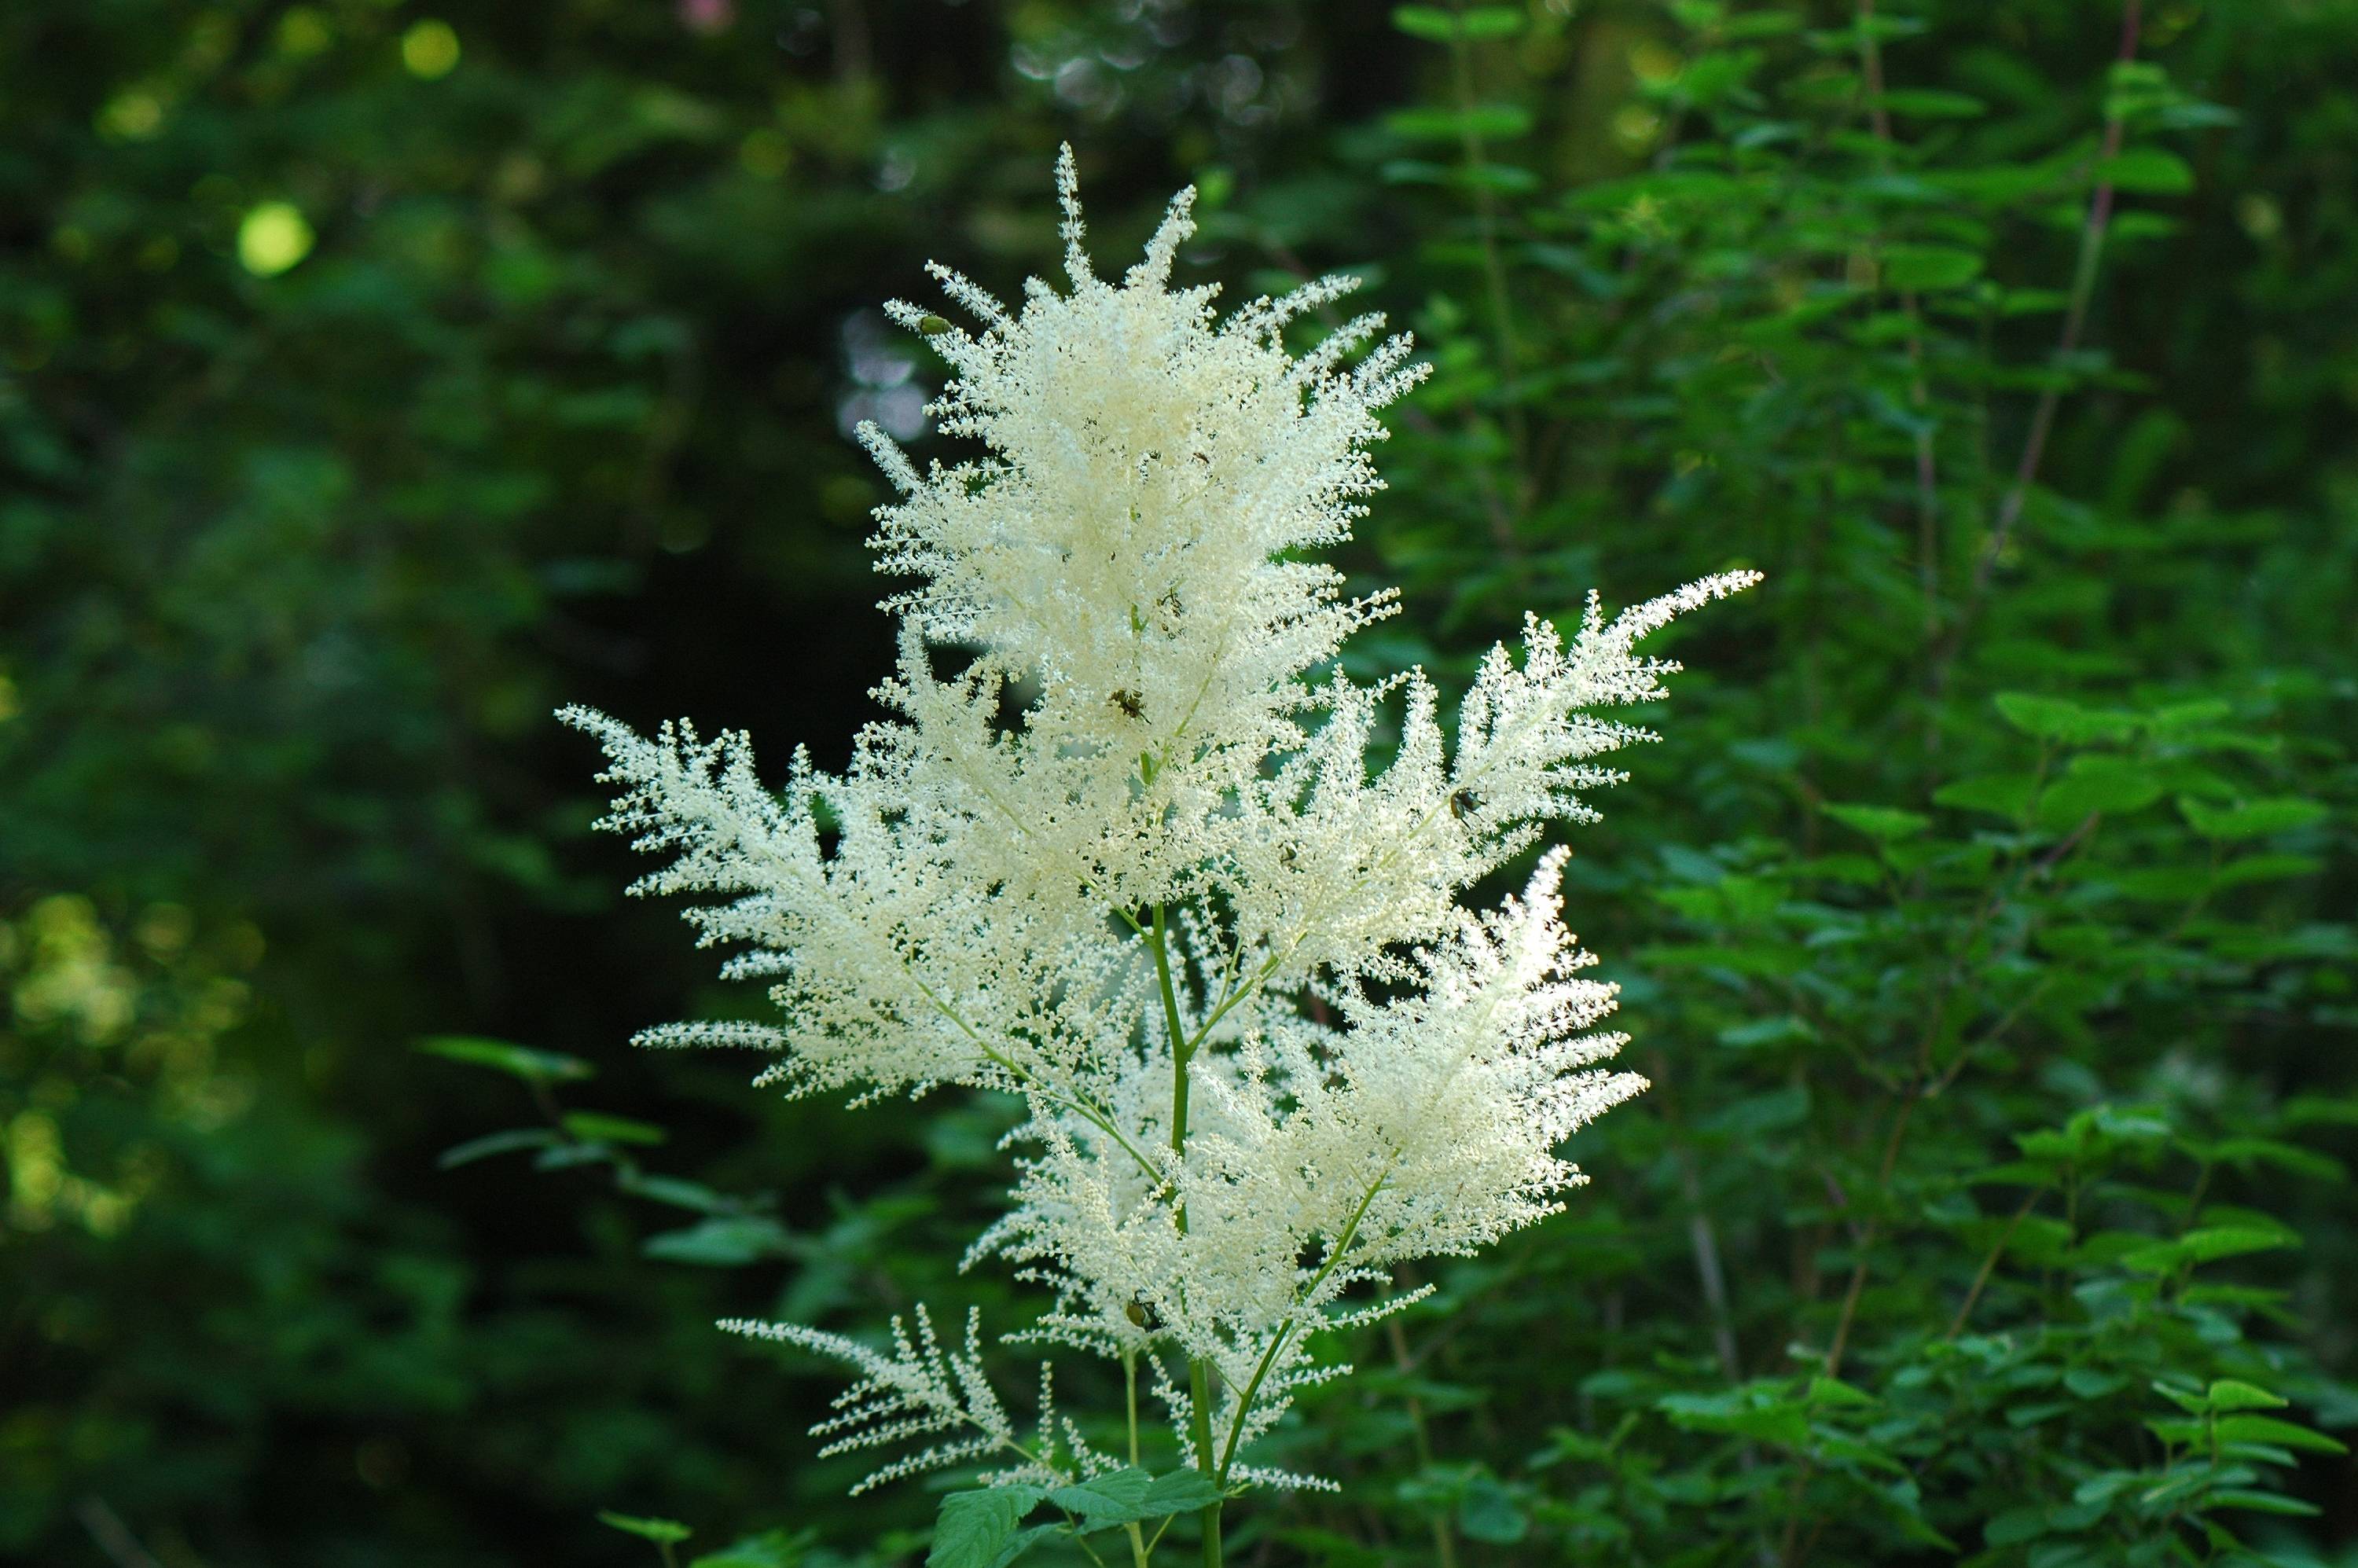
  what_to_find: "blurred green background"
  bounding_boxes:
[4,1,2354,1564]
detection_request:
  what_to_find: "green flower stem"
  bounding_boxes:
[1123,1351,1151,1568]
[1214,1158,1394,1484]
[1148,905,1223,1568]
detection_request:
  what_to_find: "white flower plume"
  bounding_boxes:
[564,146,1757,1493]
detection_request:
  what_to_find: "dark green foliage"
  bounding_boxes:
[2,1,2352,1565]
[1257,2,2358,1561]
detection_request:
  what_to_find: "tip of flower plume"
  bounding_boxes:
[1054,142,1090,287]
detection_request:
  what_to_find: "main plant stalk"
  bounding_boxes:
[1149,905,1224,1568]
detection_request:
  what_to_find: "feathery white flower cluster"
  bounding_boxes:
[719,1305,1086,1495]
[564,148,1755,1500]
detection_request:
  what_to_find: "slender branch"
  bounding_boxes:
[1947,1187,2044,1338]
[1823,1080,1920,1379]
[1680,1150,1744,1383]
[1445,0,1530,534]
[74,1500,163,1568]
[1854,0,1945,668]
[1786,844,2015,1566]
[722,805,1167,1188]
[1942,0,2145,666]
[1214,1160,1396,1482]
[1387,1316,1460,1568]
[901,964,1165,1188]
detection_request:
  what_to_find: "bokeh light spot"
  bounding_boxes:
[402,20,461,79]
[237,203,315,277]
[97,90,165,141]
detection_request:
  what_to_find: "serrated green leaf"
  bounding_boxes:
[1456,6,1526,38]
[1881,244,1982,290]
[2206,1379,2288,1412]
[600,1511,693,1544]
[1807,1375,1876,1407]
[1391,5,1457,40]
[2075,1470,2142,1506]
[562,1111,669,1146]
[2112,865,2210,901]
[1138,1471,1222,1519]
[1820,802,1930,841]
[689,1529,812,1568]
[1456,1475,1528,1544]
[2181,1225,2297,1262]
[1876,88,1985,118]
[2206,1137,2345,1182]
[1993,693,2137,744]
[1391,2,1522,40]
[534,1142,614,1171]
[1386,105,1533,141]
[1657,1391,1809,1446]
[2213,853,2323,887]
[2097,147,2195,194]
[1721,11,1805,38]
[642,1216,795,1266]
[2203,1489,2320,1516]
[1999,287,2071,315]
[437,1128,558,1169]
[1717,1015,1815,1050]
[2178,795,2327,839]
[1045,1467,1219,1529]
[2037,758,2162,826]
[1448,163,1538,193]
[1933,773,2037,818]
[619,1173,735,1213]
[2213,1414,2348,1454]
[1971,1160,2058,1187]
[2147,698,2232,733]
[416,1035,594,1082]
[928,1488,1045,1568]
[1983,1507,2050,1546]
[988,1525,1061,1567]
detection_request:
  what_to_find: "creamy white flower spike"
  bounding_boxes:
[564,147,1757,1499]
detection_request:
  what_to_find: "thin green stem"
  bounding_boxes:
[1148,905,1223,1568]
[1124,1352,1151,1568]
[1189,1359,1221,1568]
[1214,1159,1395,1483]
[1151,905,1196,1139]
[1125,1350,1143,1467]
[781,844,1159,1188]
[905,967,1162,1189]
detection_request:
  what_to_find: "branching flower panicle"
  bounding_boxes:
[566,146,1755,1517]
